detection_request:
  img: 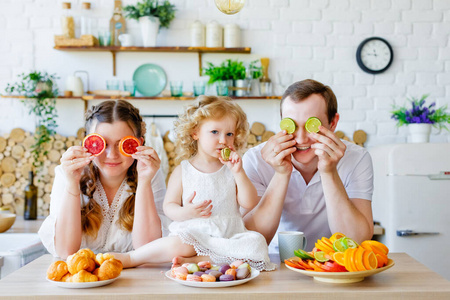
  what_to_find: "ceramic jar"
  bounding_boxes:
[224,23,241,48]
[190,20,205,47]
[206,21,223,47]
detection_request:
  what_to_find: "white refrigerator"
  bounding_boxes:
[369,143,450,280]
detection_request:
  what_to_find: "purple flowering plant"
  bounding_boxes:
[391,94,450,130]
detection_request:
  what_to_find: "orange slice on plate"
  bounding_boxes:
[354,247,366,271]
[82,133,106,156]
[363,250,378,270]
[332,251,346,267]
[119,136,141,157]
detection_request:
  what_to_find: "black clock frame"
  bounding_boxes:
[356,37,393,74]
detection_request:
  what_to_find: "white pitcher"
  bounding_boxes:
[65,71,89,97]
[139,16,160,47]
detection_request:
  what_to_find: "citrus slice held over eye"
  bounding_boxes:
[119,136,141,157]
[221,147,231,161]
[82,133,106,156]
[305,117,322,133]
[280,118,297,134]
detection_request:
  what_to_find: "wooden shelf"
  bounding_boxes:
[53,46,252,76]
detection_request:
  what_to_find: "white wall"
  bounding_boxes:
[1,0,449,146]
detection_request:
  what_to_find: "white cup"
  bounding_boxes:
[118,34,134,47]
[278,231,307,262]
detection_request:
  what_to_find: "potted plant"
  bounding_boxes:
[5,71,59,170]
[391,94,450,143]
[203,59,247,96]
[123,0,176,47]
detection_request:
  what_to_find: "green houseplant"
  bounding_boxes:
[203,59,248,96]
[123,0,176,47]
[5,71,59,169]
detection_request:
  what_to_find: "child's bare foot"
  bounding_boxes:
[172,255,211,266]
[110,252,132,268]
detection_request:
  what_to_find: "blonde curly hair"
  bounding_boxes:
[174,96,249,163]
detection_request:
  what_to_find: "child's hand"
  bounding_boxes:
[184,192,213,219]
[133,146,161,182]
[60,146,94,186]
[219,148,242,174]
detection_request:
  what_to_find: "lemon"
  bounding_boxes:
[314,251,329,263]
[280,118,297,134]
[221,147,231,161]
[305,117,322,133]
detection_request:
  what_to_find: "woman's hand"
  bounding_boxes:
[310,126,346,174]
[132,146,161,181]
[60,146,94,189]
[261,131,297,175]
[184,192,213,219]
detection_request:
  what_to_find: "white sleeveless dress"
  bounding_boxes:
[168,160,276,271]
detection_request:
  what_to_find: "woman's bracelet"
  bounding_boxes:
[65,189,80,197]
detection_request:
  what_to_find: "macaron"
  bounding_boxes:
[207,270,222,279]
[201,274,216,282]
[230,260,244,269]
[186,274,202,282]
[174,266,188,280]
[225,268,237,280]
[219,274,235,281]
[186,263,199,274]
[219,264,231,274]
[193,271,205,277]
[198,261,212,269]
[236,267,251,280]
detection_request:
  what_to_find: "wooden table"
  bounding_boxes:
[0,253,449,299]
[6,216,45,233]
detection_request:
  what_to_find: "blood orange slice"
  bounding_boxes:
[119,136,141,157]
[82,133,106,156]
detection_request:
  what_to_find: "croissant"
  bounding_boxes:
[47,261,68,281]
[77,248,96,260]
[97,258,123,281]
[95,253,115,266]
[72,270,98,283]
[67,253,96,274]
[61,273,73,282]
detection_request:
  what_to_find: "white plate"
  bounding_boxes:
[285,258,395,283]
[46,276,118,289]
[165,269,260,288]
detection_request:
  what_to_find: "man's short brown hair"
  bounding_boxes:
[280,79,338,123]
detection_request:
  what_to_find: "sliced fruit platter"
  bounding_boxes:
[284,233,394,283]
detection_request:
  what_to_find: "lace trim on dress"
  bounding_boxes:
[177,232,276,271]
[96,178,128,249]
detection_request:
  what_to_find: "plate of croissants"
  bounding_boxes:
[46,248,123,289]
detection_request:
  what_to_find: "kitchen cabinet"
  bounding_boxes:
[53,46,252,76]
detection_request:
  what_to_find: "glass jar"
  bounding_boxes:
[224,23,241,48]
[61,2,75,38]
[190,20,205,47]
[206,21,223,48]
[80,2,94,36]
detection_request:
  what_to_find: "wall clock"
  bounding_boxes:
[356,37,393,74]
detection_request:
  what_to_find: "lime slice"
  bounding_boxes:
[221,147,231,161]
[314,251,329,263]
[333,239,346,252]
[280,118,297,134]
[294,249,314,260]
[341,237,358,249]
[305,117,322,133]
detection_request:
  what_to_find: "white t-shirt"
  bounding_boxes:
[242,140,374,253]
[38,165,170,257]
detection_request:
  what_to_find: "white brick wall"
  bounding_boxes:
[0,0,449,145]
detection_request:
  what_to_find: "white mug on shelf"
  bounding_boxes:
[118,34,134,47]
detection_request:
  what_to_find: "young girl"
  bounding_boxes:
[114,96,275,271]
[38,100,168,258]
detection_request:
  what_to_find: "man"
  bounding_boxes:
[243,79,374,253]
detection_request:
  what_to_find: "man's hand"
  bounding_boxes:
[261,131,297,175]
[310,126,346,173]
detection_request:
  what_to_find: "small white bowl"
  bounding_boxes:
[0,213,16,233]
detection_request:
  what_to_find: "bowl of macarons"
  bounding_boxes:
[165,260,260,287]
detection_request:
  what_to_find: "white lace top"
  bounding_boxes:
[168,161,276,271]
[38,165,169,257]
